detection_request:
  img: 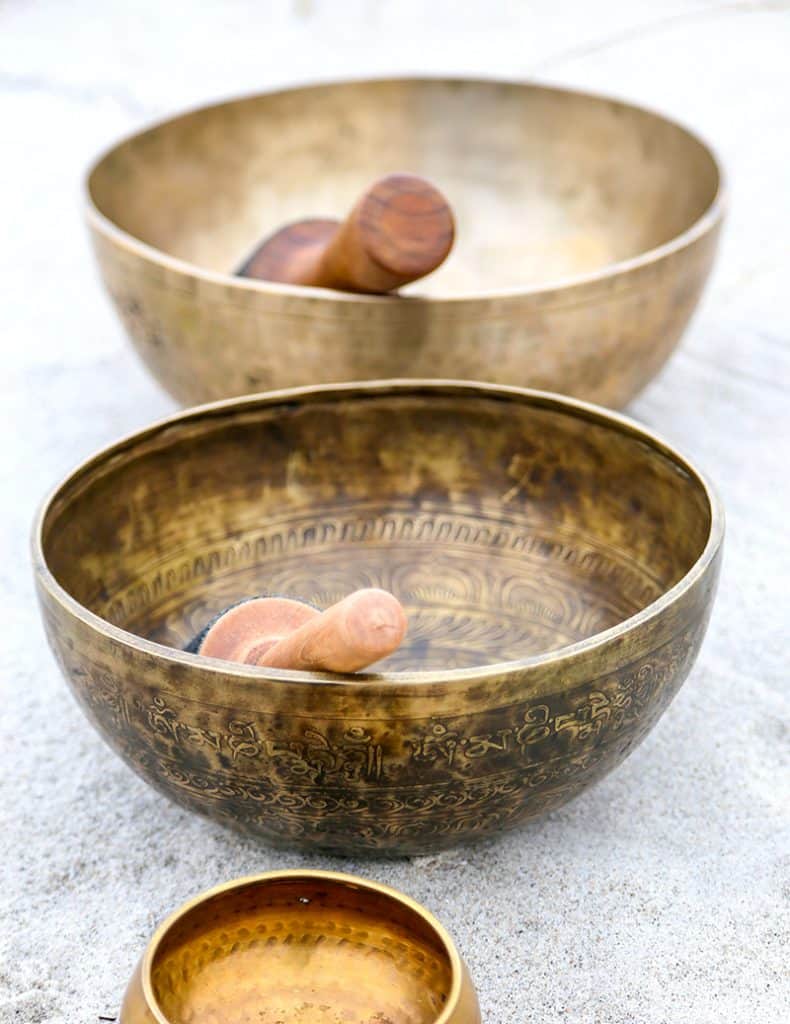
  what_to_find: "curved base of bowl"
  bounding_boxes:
[92,216,721,410]
[39,581,717,857]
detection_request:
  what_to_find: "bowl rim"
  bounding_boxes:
[32,380,725,688]
[138,868,467,1024]
[83,73,727,306]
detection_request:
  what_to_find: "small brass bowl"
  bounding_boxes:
[120,870,480,1024]
[33,381,723,854]
[86,77,724,408]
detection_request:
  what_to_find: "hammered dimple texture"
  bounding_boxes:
[152,905,452,1024]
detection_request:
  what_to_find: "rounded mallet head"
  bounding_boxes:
[236,173,455,294]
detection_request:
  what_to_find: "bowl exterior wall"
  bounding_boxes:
[89,218,721,410]
[120,960,156,1024]
[35,543,720,857]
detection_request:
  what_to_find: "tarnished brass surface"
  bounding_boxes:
[86,77,724,408]
[33,382,723,854]
[119,870,480,1024]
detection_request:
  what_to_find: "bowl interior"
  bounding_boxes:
[88,79,720,296]
[148,875,454,1024]
[41,388,712,673]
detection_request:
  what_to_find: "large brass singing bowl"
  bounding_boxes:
[34,382,723,855]
[86,77,724,408]
[120,870,480,1024]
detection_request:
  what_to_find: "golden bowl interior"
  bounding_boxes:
[88,78,720,297]
[146,874,458,1024]
[42,384,711,674]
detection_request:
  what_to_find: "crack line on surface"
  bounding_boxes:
[0,70,154,118]
[530,0,790,71]
[678,348,790,394]
[713,258,790,307]
[754,329,790,352]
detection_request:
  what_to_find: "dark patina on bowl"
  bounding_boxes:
[33,382,723,854]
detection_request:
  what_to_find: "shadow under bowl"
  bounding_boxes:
[86,77,724,408]
[34,381,723,854]
[120,870,480,1024]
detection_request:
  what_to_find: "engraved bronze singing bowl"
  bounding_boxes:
[120,870,480,1024]
[34,382,723,854]
[86,77,724,408]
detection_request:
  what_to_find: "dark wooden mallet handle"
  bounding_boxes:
[237,173,455,294]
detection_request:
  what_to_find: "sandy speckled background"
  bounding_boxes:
[1,2,788,1022]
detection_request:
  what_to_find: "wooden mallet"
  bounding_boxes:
[190,588,407,673]
[236,173,454,294]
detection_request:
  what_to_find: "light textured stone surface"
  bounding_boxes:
[1,2,788,1022]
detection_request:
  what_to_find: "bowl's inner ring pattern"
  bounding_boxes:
[43,394,710,673]
[118,503,665,671]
